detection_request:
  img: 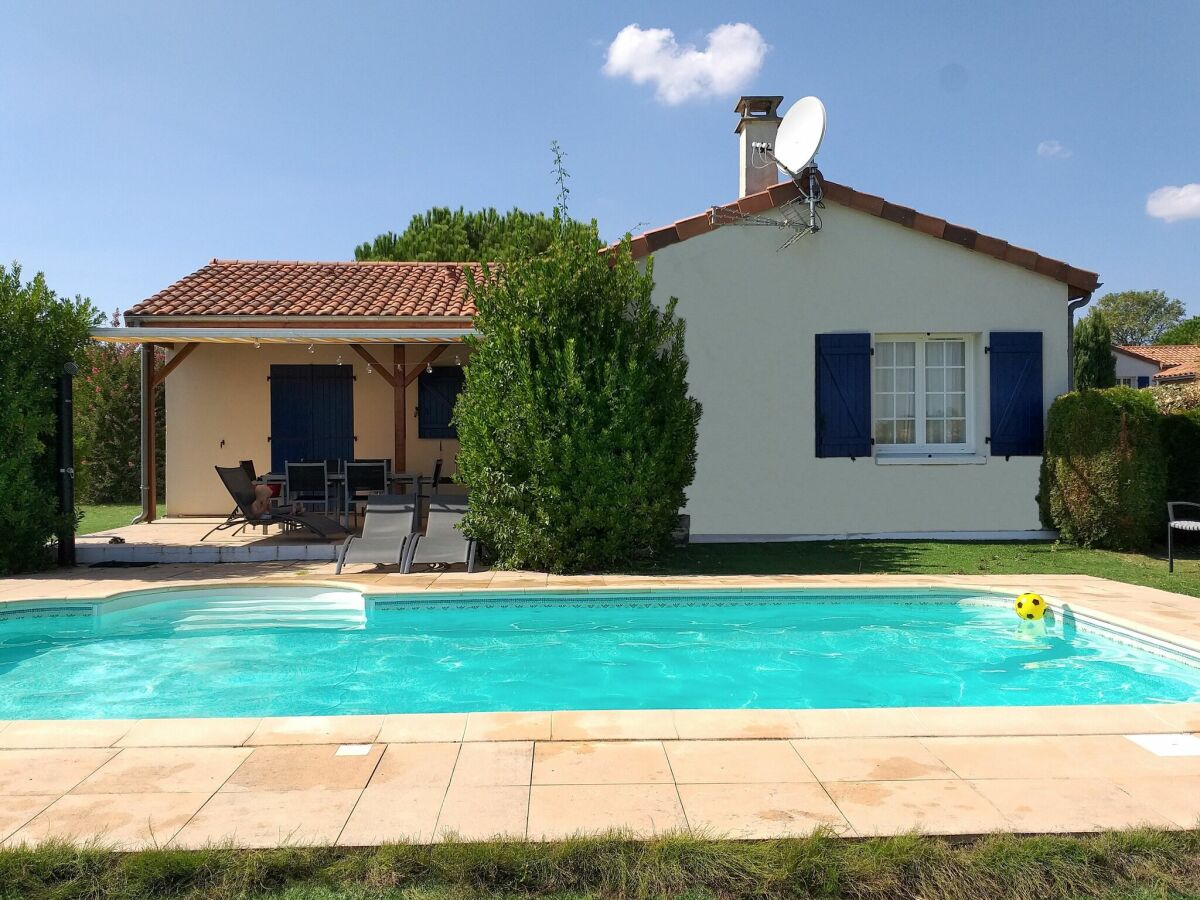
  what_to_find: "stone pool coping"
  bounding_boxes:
[1,567,1198,845]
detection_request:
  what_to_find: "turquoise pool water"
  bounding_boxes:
[1,587,1198,719]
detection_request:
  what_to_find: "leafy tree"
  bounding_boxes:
[1095,289,1186,345]
[1073,310,1118,390]
[0,264,100,574]
[1157,315,1200,345]
[453,222,702,572]
[355,207,592,262]
[74,310,165,504]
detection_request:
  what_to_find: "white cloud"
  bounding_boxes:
[1146,183,1200,223]
[1036,140,1072,159]
[603,23,768,105]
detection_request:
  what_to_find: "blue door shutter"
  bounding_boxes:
[418,368,465,439]
[988,332,1043,456]
[269,365,355,470]
[1137,375,1151,389]
[309,366,355,463]
[815,333,872,458]
[269,366,311,472]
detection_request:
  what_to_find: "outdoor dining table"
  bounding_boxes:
[262,470,433,525]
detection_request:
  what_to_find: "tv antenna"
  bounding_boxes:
[711,96,827,249]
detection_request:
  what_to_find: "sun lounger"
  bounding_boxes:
[203,466,346,542]
[335,493,424,574]
[401,494,478,573]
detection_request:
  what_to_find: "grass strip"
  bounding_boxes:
[0,830,1198,900]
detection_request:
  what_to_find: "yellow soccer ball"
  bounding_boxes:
[1014,592,1047,621]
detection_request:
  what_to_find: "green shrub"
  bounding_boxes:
[1042,387,1166,550]
[0,263,99,574]
[1161,409,1200,504]
[454,224,702,573]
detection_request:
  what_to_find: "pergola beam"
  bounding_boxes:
[348,344,396,387]
[404,345,450,388]
[152,343,196,387]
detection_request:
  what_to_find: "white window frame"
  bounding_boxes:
[873,333,975,456]
[1117,377,1135,388]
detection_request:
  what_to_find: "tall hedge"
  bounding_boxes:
[1161,410,1200,506]
[454,225,701,573]
[0,264,99,574]
[1041,387,1166,550]
[75,331,164,504]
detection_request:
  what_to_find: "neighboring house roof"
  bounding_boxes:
[125,259,482,321]
[623,172,1100,299]
[1157,362,1199,381]
[1115,344,1200,368]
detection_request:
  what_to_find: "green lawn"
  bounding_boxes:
[77,504,164,535]
[637,539,1200,598]
[1,831,1197,900]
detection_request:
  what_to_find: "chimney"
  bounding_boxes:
[734,95,783,197]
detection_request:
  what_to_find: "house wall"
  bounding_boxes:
[1112,351,1159,386]
[646,202,1071,539]
[163,343,465,515]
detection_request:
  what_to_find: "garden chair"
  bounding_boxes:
[1168,502,1200,573]
[286,461,333,515]
[203,466,345,542]
[401,494,478,573]
[343,461,389,528]
[334,493,425,574]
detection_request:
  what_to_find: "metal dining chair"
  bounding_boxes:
[285,461,332,515]
[343,461,389,529]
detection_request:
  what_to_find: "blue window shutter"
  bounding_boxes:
[418,368,465,439]
[988,332,1043,456]
[1137,375,1150,389]
[815,333,872,458]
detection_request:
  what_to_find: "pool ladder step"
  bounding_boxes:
[169,592,367,631]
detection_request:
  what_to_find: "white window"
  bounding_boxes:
[1117,377,1135,388]
[874,335,972,454]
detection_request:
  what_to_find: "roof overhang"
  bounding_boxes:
[90,327,476,345]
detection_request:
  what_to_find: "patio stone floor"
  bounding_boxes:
[0,564,1197,845]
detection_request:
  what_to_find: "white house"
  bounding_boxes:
[93,94,1099,543]
[626,96,1097,541]
[1113,344,1200,387]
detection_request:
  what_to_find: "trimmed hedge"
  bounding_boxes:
[1162,409,1200,506]
[1041,387,1166,550]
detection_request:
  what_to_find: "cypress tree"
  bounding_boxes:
[1073,310,1118,390]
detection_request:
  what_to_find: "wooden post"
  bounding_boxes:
[140,343,158,522]
[393,344,406,472]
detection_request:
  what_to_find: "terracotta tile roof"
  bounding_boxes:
[125,259,482,320]
[1157,362,1199,381]
[1116,344,1200,367]
[622,172,1100,299]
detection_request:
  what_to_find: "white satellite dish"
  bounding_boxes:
[773,96,826,175]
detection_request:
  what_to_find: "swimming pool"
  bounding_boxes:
[1,586,1198,719]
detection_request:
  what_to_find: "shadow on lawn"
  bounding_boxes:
[634,540,965,576]
[628,539,1199,579]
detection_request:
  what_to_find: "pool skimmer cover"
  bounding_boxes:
[1124,733,1200,757]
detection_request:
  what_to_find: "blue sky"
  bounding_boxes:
[3,1,1197,316]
